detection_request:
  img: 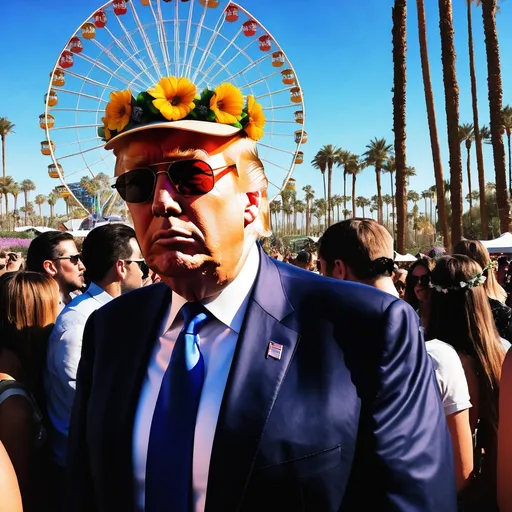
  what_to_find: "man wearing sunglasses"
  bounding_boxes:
[66,82,456,511]
[46,224,144,505]
[26,231,86,310]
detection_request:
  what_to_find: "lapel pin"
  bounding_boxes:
[266,341,283,361]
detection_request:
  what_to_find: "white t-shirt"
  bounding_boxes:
[426,339,472,416]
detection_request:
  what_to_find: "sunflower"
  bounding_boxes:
[147,77,196,121]
[105,90,133,132]
[210,83,244,124]
[244,95,265,141]
[101,117,112,141]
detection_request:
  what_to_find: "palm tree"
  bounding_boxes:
[481,0,512,232]
[342,208,351,220]
[315,145,339,226]
[20,179,36,226]
[363,137,393,224]
[8,182,20,227]
[421,190,430,219]
[408,190,420,243]
[302,185,315,236]
[458,123,475,214]
[439,0,464,247]
[337,150,354,215]
[331,194,342,222]
[416,0,450,248]
[35,194,47,222]
[383,157,396,237]
[356,196,371,219]
[47,192,59,219]
[383,194,393,226]
[405,166,416,186]
[0,118,15,178]
[311,153,327,219]
[465,0,488,238]
[392,0,407,253]
[502,105,512,195]
[294,200,306,234]
[0,176,13,220]
[347,157,365,218]
[313,198,327,231]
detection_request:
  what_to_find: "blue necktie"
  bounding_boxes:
[145,302,211,512]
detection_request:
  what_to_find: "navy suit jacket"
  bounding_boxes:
[65,247,457,511]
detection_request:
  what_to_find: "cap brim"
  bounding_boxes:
[104,120,242,150]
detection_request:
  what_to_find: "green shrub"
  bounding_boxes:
[0,231,34,239]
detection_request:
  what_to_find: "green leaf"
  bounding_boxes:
[231,121,243,130]
[207,109,217,122]
[98,127,105,138]
[200,88,215,103]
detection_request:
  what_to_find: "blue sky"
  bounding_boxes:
[1,0,511,216]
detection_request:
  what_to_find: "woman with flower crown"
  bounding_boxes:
[427,255,506,511]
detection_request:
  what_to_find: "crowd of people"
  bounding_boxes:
[1,217,512,510]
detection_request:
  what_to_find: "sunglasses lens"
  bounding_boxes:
[70,255,81,264]
[168,160,214,196]
[116,169,155,203]
[141,262,149,279]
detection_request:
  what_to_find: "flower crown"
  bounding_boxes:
[429,260,496,294]
[98,76,265,143]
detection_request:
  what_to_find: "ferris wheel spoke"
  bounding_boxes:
[181,0,195,77]
[128,4,163,81]
[258,143,295,155]
[59,69,117,91]
[199,27,244,82]
[75,53,139,89]
[152,0,171,76]
[191,8,228,83]
[57,144,106,160]
[55,137,99,148]
[185,2,209,79]
[263,103,298,111]
[51,124,102,131]
[260,159,292,172]
[238,68,281,90]
[90,37,153,89]
[270,120,299,124]
[56,89,108,103]
[174,0,180,76]
[51,108,104,113]
[255,87,291,100]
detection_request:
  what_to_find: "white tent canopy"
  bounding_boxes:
[394,251,417,262]
[481,232,512,254]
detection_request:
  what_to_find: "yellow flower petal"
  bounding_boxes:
[210,83,244,124]
[244,95,266,140]
[160,76,178,99]
[147,76,197,121]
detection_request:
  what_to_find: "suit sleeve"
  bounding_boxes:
[64,311,98,512]
[365,300,457,510]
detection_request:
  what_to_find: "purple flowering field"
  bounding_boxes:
[0,238,32,249]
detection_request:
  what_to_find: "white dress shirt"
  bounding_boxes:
[133,244,260,512]
[45,283,113,466]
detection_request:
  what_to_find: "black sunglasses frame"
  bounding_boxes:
[112,159,232,204]
[125,260,149,279]
[411,274,430,287]
[53,254,82,265]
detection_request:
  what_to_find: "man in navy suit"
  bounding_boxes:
[66,77,457,512]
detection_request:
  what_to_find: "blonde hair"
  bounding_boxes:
[222,137,271,237]
[0,272,59,385]
[454,239,507,303]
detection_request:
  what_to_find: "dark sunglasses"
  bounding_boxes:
[125,259,149,279]
[54,254,82,265]
[112,159,232,204]
[0,264,5,270]
[395,281,406,291]
[411,274,430,287]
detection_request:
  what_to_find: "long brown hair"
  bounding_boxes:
[0,272,59,388]
[454,239,507,303]
[427,255,505,432]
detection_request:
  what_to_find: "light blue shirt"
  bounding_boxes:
[45,282,113,466]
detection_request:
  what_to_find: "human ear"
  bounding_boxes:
[43,260,58,277]
[333,259,348,281]
[116,260,127,280]
[244,191,261,227]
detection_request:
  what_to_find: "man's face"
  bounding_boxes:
[115,130,252,292]
[52,240,86,293]
[121,237,145,293]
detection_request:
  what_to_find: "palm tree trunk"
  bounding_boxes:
[507,131,512,196]
[393,0,407,253]
[362,205,366,219]
[352,176,357,218]
[390,171,396,239]
[439,0,463,247]
[386,203,390,226]
[467,0,488,238]
[343,173,347,214]
[1,135,5,179]
[481,0,512,233]
[376,168,383,224]
[327,164,333,227]
[466,144,473,221]
[417,0,450,249]
[24,191,28,226]
[322,174,327,220]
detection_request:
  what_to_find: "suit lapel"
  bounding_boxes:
[104,283,172,510]
[206,250,299,512]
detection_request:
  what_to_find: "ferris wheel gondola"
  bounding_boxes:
[42,0,306,213]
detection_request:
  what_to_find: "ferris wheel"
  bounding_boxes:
[41,0,307,213]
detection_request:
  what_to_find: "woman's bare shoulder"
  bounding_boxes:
[0,441,23,512]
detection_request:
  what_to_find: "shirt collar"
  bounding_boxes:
[87,282,114,305]
[162,243,260,335]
